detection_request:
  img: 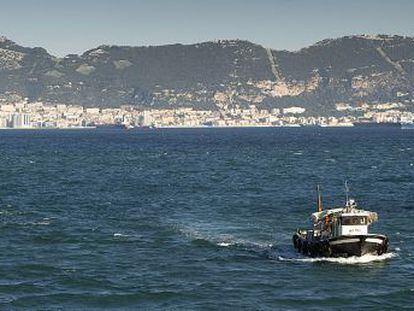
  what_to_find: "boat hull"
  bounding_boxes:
[293,233,389,257]
[329,235,388,257]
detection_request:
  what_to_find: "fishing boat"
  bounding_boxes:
[293,183,389,257]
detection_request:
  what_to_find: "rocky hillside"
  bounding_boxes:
[0,35,413,115]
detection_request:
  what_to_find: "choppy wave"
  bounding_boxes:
[278,252,396,265]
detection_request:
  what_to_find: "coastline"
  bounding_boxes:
[1,124,408,130]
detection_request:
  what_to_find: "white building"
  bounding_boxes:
[283,107,306,115]
[0,117,7,128]
[10,113,31,128]
[85,108,100,115]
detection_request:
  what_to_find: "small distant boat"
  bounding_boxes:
[401,123,414,130]
[293,183,389,257]
[94,123,127,129]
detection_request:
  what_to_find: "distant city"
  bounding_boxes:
[2,35,414,126]
[1,99,413,129]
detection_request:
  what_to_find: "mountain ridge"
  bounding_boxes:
[1,34,413,115]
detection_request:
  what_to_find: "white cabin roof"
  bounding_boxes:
[311,207,378,224]
[341,211,372,217]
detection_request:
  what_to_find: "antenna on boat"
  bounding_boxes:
[344,180,350,207]
[316,184,323,212]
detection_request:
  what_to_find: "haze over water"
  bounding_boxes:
[0,128,413,309]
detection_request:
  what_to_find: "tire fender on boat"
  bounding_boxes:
[309,242,318,257]
[322,241,332,257]
[301,241,308,255]
[296,239,302,252]
[293,235,298,249]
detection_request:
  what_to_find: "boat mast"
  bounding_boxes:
[316,184,323,212]
[344,180,350,207]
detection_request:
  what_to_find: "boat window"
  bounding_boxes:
[341,216,367,225]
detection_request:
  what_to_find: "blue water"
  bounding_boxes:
[0,128,413,309]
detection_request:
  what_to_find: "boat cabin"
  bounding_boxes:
[311,204,378,239]
[333,212,370,236]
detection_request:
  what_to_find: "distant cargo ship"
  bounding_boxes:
[353,122,401,128]
[401,123,414,130]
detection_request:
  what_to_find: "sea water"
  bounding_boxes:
[0,128,413,309]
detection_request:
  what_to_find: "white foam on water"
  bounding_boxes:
[32,218,51,225]
[33,221,50,226]
[216,239,273,249]
[176,226,209,241]
[278,252,396,265]
[176,225,273,250]
[113,233,129,237]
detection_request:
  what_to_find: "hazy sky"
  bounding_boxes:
[1,0,413,56]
